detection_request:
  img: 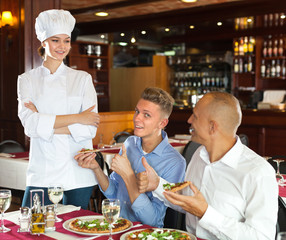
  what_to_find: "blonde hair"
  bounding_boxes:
[141,87,174,118]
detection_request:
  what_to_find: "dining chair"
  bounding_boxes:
[181,140,201,166]
[0,140,25,153]
[113,129,133,143]
[276,196,286,234]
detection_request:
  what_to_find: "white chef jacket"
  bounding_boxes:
[154,137,278,240]
[17,62,98,190]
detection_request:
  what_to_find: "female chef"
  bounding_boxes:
[17,9,100,209]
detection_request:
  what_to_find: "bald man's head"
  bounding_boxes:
[203,92,242,136]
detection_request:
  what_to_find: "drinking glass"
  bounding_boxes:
[277,232,286,240]
[102,199,120,240]
[0,189,12,233]
[273,159,285,186]
[48,184,64,222]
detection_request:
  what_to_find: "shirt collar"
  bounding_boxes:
[135,130,169,156]
[199,135,244,169]
[40,61,66,76]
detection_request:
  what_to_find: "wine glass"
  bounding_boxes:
[102,199,120,240]
[277,232,286,240]
[273,159,285,186]
[48,184,64,222]
[0,189,12,233]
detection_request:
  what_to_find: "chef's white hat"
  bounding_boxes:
[35,9,75,42]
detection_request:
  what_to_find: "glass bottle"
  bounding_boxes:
[261,59,266,77]
[18,207,30,232]
[267,39,272,57]
[239,37,244,56]
[234,40,239,56]
[45,206,56,231]
[243,37,248,55]
[248,36,254,54]
[271,60,276,77]
[276,59,281,77]
[273,39,278,57]
[262,40,268,57]
[247,56,253,72]
[234,58,239,73]
[278,39,284,56]
[30,192,45,235]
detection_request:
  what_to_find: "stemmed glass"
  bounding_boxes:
[102,199,120,240]
[0,189,12,233]
[48,184,64,222]
[273,159,285,186]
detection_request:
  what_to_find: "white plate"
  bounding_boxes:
[63,215,133,236]
[120,228,197,240]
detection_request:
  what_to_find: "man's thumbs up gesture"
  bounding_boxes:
[136,157,160,193]
[111,144,132,179]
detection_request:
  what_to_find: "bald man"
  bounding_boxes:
[137,92,278,240]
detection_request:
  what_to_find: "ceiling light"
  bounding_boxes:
[281,14,286,19]
[141,30,146,35]
[165,28,170,32]
[118,42,128,46]
[131,37,136,43]
[95,12,108,17]
[100,34,105,39]
[247,18,252,23]
[189,25,195,29]
[217,21,222,26]
[120,33,125,36]
[181,0,197,3]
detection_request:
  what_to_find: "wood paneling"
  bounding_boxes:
[110,55,170,111]
[93,111,134,145]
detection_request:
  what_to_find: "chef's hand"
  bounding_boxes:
[136,157,159,193]
[74,151,100,171]
[163,182,208,218]
[111,145,133,179]
[24,101,38,113]
[79,105,100,127]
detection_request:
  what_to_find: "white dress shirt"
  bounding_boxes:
[17,63,98,190]
[154,137,278,240]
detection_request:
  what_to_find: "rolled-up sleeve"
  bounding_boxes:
[68,73,98,142]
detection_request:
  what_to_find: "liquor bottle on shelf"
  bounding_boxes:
[234,40,239,56]
[247,56,253,72]
[243,58,248,73]
[271,60,276,77]
[239,37,244,56]
[248,36,254,55]
[266,63,271,77]
[269,13,274,27]
[243,37,248,55]
[274,13,280,26]
[278,39,284,56]
[264,14,268,27]
[273,39,278,57]
[261,59,266,77]
[280,13,285,26]
[239,58,243,73]
[267,39,273,57]
[234,58,239,73]
[263,40,268,57]
[276,59,281,77]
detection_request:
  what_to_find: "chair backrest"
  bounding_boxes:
[114,129,133,143]
[181,141,201,166]
[0,140,25,153]
[277,196,286,234]
[239,134,249,146]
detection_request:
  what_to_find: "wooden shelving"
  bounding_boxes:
[68,41,110,112]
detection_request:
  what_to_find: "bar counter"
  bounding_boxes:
[166,107,286,156]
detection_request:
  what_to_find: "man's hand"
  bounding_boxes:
[24,101,38,113]
[163,182,208,218]
[74,151,100,171]
[79,105,100,127]
[111,145,133,179]
[136,157,160,193]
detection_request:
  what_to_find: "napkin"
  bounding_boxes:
[0,153,15,158]
[258,90,286,109]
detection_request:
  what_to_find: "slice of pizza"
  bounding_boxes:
[163,181,190,192]
[126,228,191,240]
[77,148,99,153]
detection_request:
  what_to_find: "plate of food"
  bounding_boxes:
[63,215,133,236]
[120,228,197,240]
